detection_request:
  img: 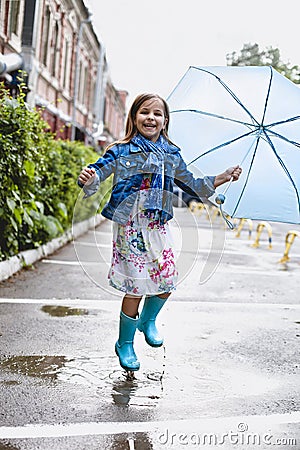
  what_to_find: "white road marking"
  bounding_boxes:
[75,241,111,248]
[40,256,293,276]
[93,231,113,236]
[209,267,290,276]
[41,259,98,266]
[0,298,297,308]
[76,238,300,258]
[0,298,299,309]
[128,438,135,449]
[0,412,299,439]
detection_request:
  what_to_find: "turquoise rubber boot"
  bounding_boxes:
[115,311,140,371]
[138,295,167,347]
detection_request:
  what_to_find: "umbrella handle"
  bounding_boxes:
[215,177,235,230]
[222,176,234,195]
[215,177,233,205]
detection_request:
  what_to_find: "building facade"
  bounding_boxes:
[0,0,127,146]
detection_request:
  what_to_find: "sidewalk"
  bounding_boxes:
[0,207,299,449]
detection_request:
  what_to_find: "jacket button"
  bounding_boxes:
[126,161,130,166]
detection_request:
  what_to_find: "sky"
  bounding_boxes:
[85,0,299,107]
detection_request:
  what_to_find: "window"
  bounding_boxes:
[89,78,95,111]
[41,6,51,66]
[77,60,88,106]
[3,0,24,40]
[50,21,59,76]
[77,60,83,101]
[9,0,20,35]
[81,65,88,105]
[63,38,71,90]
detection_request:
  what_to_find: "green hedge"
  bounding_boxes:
[0,86,111,262]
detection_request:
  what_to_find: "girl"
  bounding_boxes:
[78,93,242,372]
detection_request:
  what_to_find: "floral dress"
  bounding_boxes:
[108,175,178,295]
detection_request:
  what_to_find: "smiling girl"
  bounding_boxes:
[78,93,241,373]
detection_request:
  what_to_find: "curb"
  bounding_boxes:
[0,215,105,282]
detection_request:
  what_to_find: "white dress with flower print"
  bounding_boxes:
[108,175,178,295]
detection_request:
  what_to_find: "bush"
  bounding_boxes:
[0,86,111,261]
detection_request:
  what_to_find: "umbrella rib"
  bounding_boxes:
[231,138,260,217]
[267,116,300,128]
[187,130,255,166]
[171,108,254,128]
[266,129,300,149]
[263,131,300,215]
[191,66,260,126]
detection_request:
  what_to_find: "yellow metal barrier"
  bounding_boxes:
[251,221,272,249]
[188,201,206,217]
[235,218,253,239]
[279,230,300,263]
[188,200,199,213]
[210,206,221,222]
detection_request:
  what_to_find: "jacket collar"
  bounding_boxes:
[129,140,180,154]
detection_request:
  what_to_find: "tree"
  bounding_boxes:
[226,43,300,84]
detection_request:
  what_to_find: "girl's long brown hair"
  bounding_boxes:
[106,93,173,151]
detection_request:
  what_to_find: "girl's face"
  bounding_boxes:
[134,98,168,142]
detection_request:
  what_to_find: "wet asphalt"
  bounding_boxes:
[0,206,299,449]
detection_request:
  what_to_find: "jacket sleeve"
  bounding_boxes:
[174,154,216,199]
[77,145,119,198]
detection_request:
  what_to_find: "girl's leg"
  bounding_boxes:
[115,294,143,371]
[121,294,143,317]
[138,291,171,347]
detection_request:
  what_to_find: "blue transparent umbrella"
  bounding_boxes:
[167,66,300,224]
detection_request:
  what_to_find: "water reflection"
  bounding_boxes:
[111,377,139,406]
[110,433,153,449]
[110,371,161,408]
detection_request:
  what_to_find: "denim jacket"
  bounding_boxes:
[78,141,216,225]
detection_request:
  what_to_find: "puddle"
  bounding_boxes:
[41,305,89,317]
[0,353,225,409]
[1,380,21,386]
[0,353,164,408]
[0,355,71,380]
[0,443,20,450]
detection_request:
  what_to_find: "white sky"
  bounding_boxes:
[85,0,299,106]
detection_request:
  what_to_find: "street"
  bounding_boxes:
[0,206,299,449]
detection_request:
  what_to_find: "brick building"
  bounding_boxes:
[0,0,127,146]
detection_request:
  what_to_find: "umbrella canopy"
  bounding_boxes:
[167,66,300,224]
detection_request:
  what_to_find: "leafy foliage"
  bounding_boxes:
[0,86,111,261]
[226,43,300,84]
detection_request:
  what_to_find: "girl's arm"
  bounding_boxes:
[78,145,119,197]
[175,155,242,199]
[174,155,216,199]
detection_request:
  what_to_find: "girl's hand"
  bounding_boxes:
[225,165,242,181]
[78,167,96,186]
[214,165,242,188]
